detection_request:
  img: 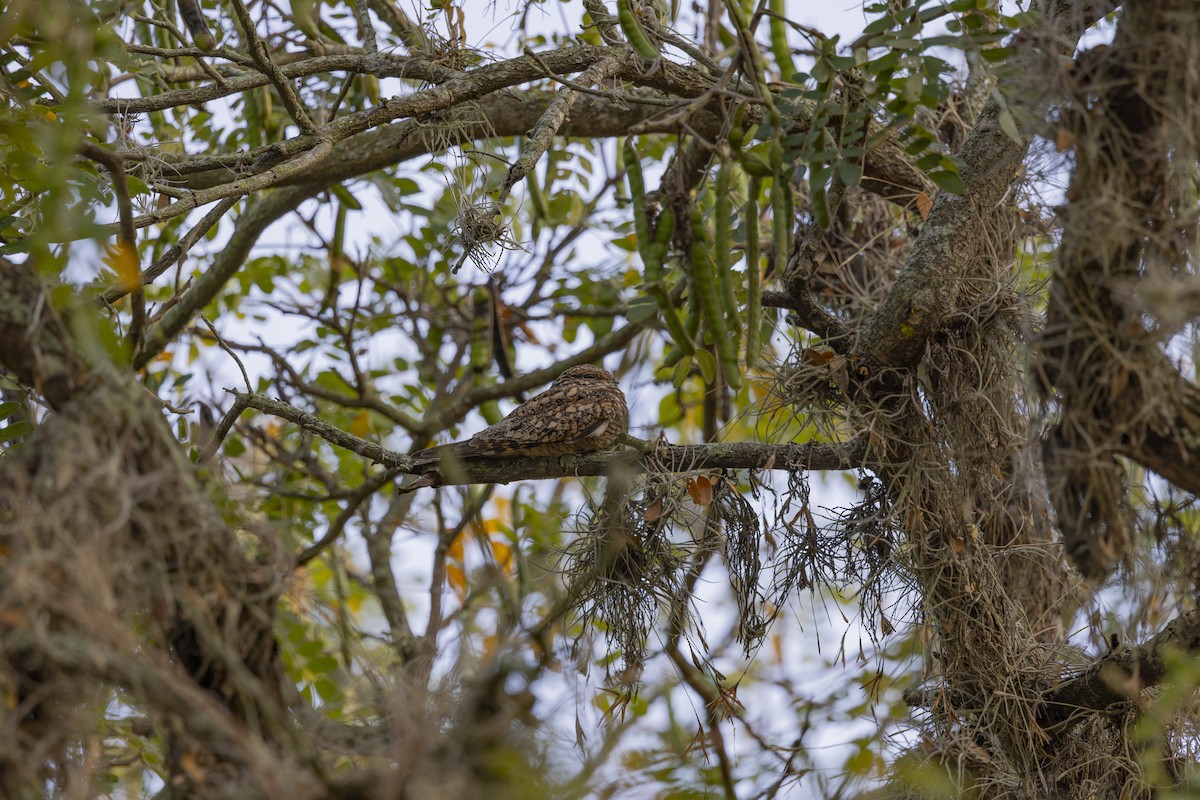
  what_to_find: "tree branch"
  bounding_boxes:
[1039,608,1200,731]
[229,390,869,482]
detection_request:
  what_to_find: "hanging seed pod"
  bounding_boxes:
[689,203,742,390]
[617,0,660,61]
[713,160,741,343]
[745,177,763,368]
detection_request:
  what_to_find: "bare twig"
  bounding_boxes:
[500,53,626,204]
[200,315,252,392]
[198,393,251,462]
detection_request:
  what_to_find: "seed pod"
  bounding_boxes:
[624,138,651,258]
[689,204,741,390]
[617,0,660,61]
[644,205,673,284]
[772,176,790,281]
[470,286,491,374]
[645,210,694,354]
[178,0,216,50]
[745,177,763,367]
[769,0,796,81]
[713,161,741,342]
[728,103,749,151]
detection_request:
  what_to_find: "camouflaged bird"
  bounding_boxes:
[410,365,628,465]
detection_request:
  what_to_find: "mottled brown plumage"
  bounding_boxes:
[411,365,628,465]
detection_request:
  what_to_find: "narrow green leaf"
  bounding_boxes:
[673,355,692,389]
[997,107,1021,143]
[0,420,34,442]
[695,348,717,384]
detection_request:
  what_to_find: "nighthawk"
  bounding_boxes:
[410,364,628,466]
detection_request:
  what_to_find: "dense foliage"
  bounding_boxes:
[4,1,1200,799]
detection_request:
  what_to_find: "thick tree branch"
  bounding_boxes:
[1037,0,1197,578]
[498,53,625,204]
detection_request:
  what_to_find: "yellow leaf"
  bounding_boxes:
[490,539,513,570]
[105,241,141,291]
[447,563,467,600]
[350,411,371,437]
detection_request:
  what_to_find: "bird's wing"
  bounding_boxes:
[463,382,613,455]
[410,392,569,464]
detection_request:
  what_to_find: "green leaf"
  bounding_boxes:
[330,183,363,210]
[862,16,893,36]
[0,401,19,422]
[0,420,34,442]
[308,655,339,674]
[930,170,965,194]
[627,296,659,323]
[296,639,325,657]
[695,348,717,384]
[672,355,692,389]
[838,161,863,187]
[315,678,340,702]
[980,46,1013,63]
[224,436,246,457]
[997,106,1021,143]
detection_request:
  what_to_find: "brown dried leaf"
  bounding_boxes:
[915,192,933,219]
[687,474,713,506]
[644,497,663,522]
[802,348,835,367]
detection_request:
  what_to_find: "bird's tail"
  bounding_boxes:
[409,442,459,466]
